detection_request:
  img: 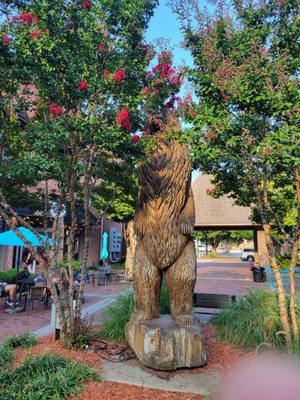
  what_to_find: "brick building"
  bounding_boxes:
[0,207,125,272]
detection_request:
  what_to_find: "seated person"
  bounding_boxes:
[1,281,17,306]
[2,264,31,307]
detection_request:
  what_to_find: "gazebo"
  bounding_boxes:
[192,174,269,264]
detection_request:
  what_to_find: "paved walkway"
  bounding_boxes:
[195,259,266,295]
[0,259,265,342]
[0,282,126,342]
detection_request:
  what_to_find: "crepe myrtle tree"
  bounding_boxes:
[172,0,299,351]
[0,0,182,336]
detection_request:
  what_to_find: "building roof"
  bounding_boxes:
[192,174,257,229]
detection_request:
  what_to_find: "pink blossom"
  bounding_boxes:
[221,92,230,102]
[161,63,175,78]
[27,110,37,119]
[1,34,12,45]
[141,87,149,95]
[20,11,34,24]
[116,108,131,132]
[68,108,77,116]
[158,51,172,65]
[169,74,182,86]
[165,100,174,109]
[219,69,233,79]
[152,89,159,96]
[81,0,91,10]
[113,68,126,84]
[30,30,41,40]
[152,63,161,74]
[98,43,106,52]
[77,80,88,91]
[49,104,63,117]
[131,135,140,143]
[103,70,110,80]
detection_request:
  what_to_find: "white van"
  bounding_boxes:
[241,248,255,262]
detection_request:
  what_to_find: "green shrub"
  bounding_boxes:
[60,259,81,272]
[0,346,13,368]
[96,282,170,342]
[3,332,38,349]
[211,289,299,350]
[111,261,125,270]
[277,256,300,270]
[0,269,17,284]
[0,353,98,400]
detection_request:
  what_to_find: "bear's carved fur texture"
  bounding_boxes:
[131,140,196,326]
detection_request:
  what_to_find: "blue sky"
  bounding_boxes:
[146,0,193,67]
[146,1,204,180]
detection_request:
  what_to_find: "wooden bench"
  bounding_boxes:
[193,293,236,314]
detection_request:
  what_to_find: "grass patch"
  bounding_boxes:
[0,353,98,400]
[0,346,13,368]
[211,289,299,350]
[3,332,38,349]
[96,282,170,341]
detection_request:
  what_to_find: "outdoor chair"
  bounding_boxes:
[87,269,96,285]
[115,270,131,288]
[95,270,108,286]
[27,286,50,312]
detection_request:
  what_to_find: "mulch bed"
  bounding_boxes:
[75,382,203,400]
[13,324,254,400]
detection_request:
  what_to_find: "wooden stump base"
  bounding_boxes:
[125,315,206,370]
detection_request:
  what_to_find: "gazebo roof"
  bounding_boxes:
[192,174,258,230]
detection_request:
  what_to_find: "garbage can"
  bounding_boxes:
[251,267,266,283]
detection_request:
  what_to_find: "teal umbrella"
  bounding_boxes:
[100,232,109,260]
[0,227,51,313]
[0,227,51,247]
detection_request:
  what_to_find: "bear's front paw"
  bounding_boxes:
[180,220,194,236]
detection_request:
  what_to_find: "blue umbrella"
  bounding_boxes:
[0,227,51,247]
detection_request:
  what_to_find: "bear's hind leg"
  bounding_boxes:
[131,242,162,322]
[165,240,196,326]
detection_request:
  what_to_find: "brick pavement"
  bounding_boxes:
[0,260,266,341]
[0,281,127,342]
[195,260,266,296]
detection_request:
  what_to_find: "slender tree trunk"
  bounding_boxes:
[66,176,76,330]
[75,165,92,319]
[265,226,292,352]
[253,182,292,352]
[289,168,300,343]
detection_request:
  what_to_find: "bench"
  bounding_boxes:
[193,293,236,314]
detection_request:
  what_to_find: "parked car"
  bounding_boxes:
[241,248,255,262]
[198,245,211,254]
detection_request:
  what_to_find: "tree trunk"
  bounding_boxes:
[289,168,300,343]
[263,223,292,352]
[124,220,136,280]
[253,182,292,352]
[75,166,92,319]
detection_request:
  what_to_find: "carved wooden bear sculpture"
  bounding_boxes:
[131,139,196,326]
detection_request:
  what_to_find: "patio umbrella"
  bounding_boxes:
[0,227,51,313]
[0,227,51,247]
[100,232,109,260]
